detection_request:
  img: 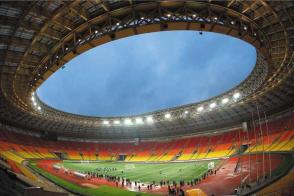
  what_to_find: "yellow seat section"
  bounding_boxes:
[278,136,294,151]
[178,153,194,161]
[192,153,207,160]
[205,150,231,158]
[0,151,24,163]
[131,155,150,162]
[17,163,38,181]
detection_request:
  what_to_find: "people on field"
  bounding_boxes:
[168,185,171,195]
[179,188,185,196]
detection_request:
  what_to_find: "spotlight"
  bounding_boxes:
[164,113,171,119]
[31,96,35,101]
[113,120,120,125]
[230,21,235,25]
[167,14,171,17]
[192,14,196,18]
[233,92,241,99]
[146,116,153,123]
[184,110,189,114]
[209,102,216,108]
[135,117,143,125]
[124,118,133,125]
[33,102,37,106]
[116,22,120,26]
[214,17,218,20]
[253,32,257,36]
[244,26,247,30]
[222,98,229,104]
[65,47,68,51]
[78,38,82,42]
[37,106,41,110]
[102,120,109,125]
[141,17,145,20]
[94,30,98,34]
[56,55,59,59]
[197,106,204,112]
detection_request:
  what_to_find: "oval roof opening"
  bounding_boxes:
[37,31,256,117]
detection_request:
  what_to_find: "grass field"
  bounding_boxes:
[29,162,154,196]
[60,160,219,184]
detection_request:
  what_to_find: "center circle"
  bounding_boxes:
[37,31,256,117]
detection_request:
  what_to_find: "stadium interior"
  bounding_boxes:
[0,0,294,196]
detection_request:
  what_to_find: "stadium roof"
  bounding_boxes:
[0,0,293,140]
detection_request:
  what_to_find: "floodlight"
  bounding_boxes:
[113,120,120,125]
[214,17,218,20]
[135,117,143,125]
[167,14,171,17]
[31,96,35,101]
[146,116,153,123]
[94,30,98,34]
[253,32,257,36]
[184,110,189,114]
[210,102,216,108]
[197,106,204,112]
[78,38,82,42]
[192,14,196,18]
[33,102,37,106]
[222,98,229,104]
[141,17,145,20]
[233,92,241,99]
[37,106,41,110]
[102,120,109,125]
[116,22,120,26]
[164,113,171,119]
[230,21,235,25]
[56,55,59,59]
[243,26,247,30]
[124,118,132,125]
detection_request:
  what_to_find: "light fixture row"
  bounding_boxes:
[31,93,42,111]
[103,116,153,126]
[30,91,241,123]
[102,92,241,126]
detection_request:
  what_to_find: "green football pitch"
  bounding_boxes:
[60,160,219,184]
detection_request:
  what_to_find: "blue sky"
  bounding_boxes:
[37,31,256,117]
